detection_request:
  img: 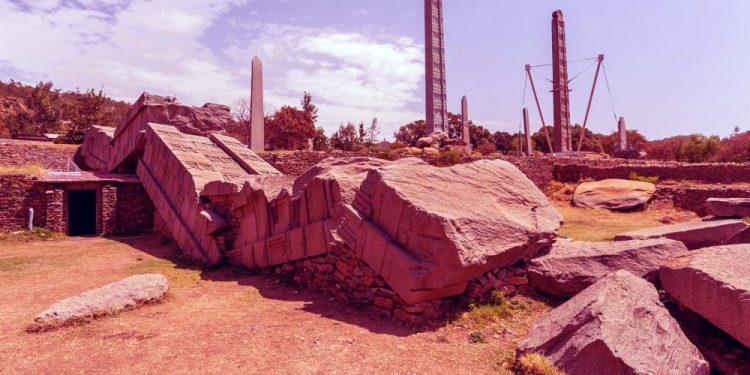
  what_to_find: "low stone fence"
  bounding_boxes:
[0,142,78,170]
[553,159,750,184]
[654,183,750,216]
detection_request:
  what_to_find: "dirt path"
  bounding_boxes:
[0,236,543,375]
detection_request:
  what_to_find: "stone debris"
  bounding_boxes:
[614,219,749,249]
[573,178,656,210]
[528,238,688,297]
[705,197,750,218]
[661,244,750,348]
[518,270,710,375]
[31,274,168,331]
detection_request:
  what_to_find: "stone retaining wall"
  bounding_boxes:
[0,175,46,231]
[115,184,155,235]
[553,159,750,184]
[0,142,78,170]
[273,241,531,324]
[654,184,750,216]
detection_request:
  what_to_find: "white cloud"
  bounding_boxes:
[1,1,425,139]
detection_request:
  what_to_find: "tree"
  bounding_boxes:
[330,122,359,151]
[312,126,329,151]
[677,134,721,163]
[225,98,251,145]
[716,131,750,162]
[63,89,113,143]
[4,81,63,136]
[492,131,514,154]
[600,129,648,155]
[301,92,318,123]
[365,117,381,146]
[358,121,366,143]
[393,120,426,146]
[265,105,315,150]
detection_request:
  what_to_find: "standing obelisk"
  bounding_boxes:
[523,108,532,156]
[618,117,628,151]
[425,0,448,134]
[552,10,572,153]
[461,96,471,152]
[249,56,264,152]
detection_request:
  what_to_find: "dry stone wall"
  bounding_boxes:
[0,176,46,231]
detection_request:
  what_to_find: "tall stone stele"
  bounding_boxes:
[461,96,472,153]
[249,56,264,152]
[425,0,448,134]
[552,10,572,153]
[523,107,533,156]
[618,117,628,151]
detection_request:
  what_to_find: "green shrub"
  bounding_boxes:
[467,330,486,344]
[516,353,567,375]
[628,172,659,184]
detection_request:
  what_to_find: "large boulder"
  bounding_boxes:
[518,270,709,375]
[661,244,750,348]
[340,159,562,304]
[706,198,750,218]
[528,238,688,297]
[573,178,656,210]
[31,274,169,331]
[614,219,749,250]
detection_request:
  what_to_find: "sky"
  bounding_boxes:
[1,0,749,140]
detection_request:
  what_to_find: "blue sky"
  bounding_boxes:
[1,0,749,140]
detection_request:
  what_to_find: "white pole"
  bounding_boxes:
[28,208,34,230]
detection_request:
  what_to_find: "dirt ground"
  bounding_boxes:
[0,236,550,375]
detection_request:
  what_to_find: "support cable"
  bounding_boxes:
[602,62,619,122]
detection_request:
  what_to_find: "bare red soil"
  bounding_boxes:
[0,236,547,374]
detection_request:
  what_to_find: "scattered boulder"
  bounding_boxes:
[428,131,449,143]
[528,238,688,297]
[661,244,750,348]
[706,198,750,218]
[518,270,710,375]
[614,219,749,250]
[30,274,169,331]
[573,178,656,210]
[416,137,437,149]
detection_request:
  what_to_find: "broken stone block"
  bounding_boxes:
[518,270,709,375]
[573,178,656,210]
[31,274,168,331]
[661,244,750,348]
[528,238,688,297]
[614,219,749,249]
[342,159,562,304]
[706,198,750,218]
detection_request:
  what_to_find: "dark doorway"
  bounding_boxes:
[68,190,97,236]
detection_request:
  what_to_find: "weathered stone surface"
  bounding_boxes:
[661,245,750,348]
[528,238,688,297]
[614,219,749,250]
[79,125,114,172]
[706,197,750,218]
[341,159,562,304]
[32,274,168,330]
[573,178,656,210]
[725,227,750,245]
[249,56,264,152]
[415,137,437,149]
[518,270,709,375]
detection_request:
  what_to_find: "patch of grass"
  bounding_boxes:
[0,163,45,176]
[0,256,35,272]
[126,259,201,288]
[516,353,567,375]
[487,348,516,374]
[467,330,486,344]
[628,171,659,184]
[457,290,530,328]
[0,227,66,243]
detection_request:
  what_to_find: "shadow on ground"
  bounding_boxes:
[114,234,433,337]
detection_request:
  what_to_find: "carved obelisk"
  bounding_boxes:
[618,117,627,151]
[425,0,448,134]
[249,56,264,152]
[461,96,471,152]
[552,10,572,153]
[523,108,532,156]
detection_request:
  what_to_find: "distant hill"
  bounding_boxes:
[0,80,130,143]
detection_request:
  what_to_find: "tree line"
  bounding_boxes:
[0,80,130,142]
[2,80,747,163]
